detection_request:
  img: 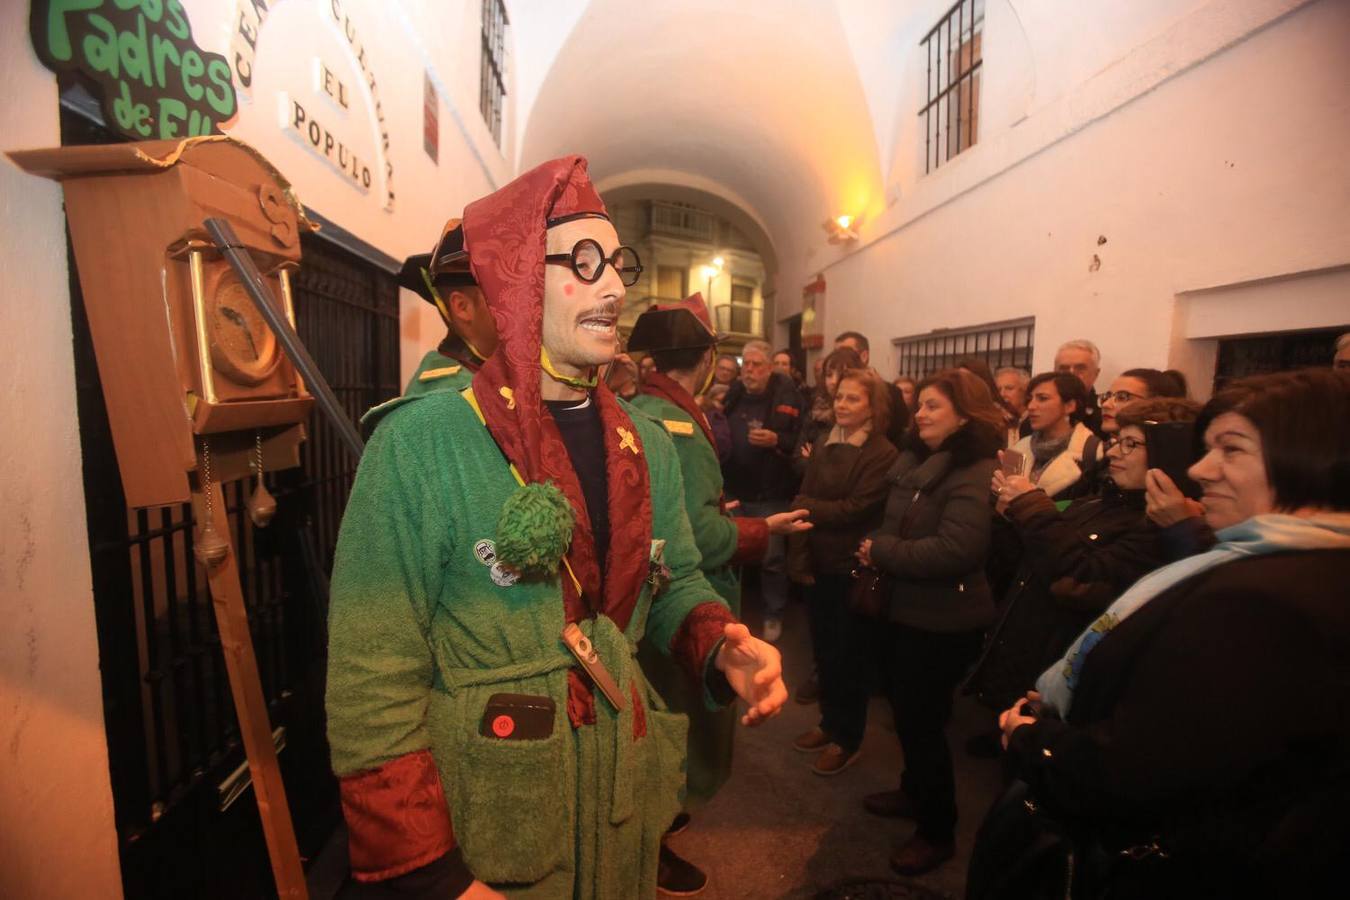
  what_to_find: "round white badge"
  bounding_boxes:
[473,539,497,566]
[489,561,520,587]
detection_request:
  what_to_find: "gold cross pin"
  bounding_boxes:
[617,427,639,455]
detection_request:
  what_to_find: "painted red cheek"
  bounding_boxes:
[563,283,575,296]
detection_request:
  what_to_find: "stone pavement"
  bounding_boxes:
[667,587,1005,900]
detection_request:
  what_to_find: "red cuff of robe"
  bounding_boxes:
[729,516,770,565]
[340,749,457,882]
[670,601,738,684]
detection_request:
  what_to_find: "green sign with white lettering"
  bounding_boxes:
[31,0,238,141]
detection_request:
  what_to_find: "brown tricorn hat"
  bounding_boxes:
[396,217,476,304]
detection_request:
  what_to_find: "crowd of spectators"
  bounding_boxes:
[626,328,1349,894]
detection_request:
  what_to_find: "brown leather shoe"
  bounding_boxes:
[793,726,831,752]
[863,789,916,819]
[811,743,861,776]
[889,834,955,876]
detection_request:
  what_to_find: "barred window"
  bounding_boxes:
[892,317,1034,379]
[479,0,509,147]
[919,0,983,173]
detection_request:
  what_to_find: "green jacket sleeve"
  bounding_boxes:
[326,422,448,776]
[674,435,743,571]
[637,421,736,708]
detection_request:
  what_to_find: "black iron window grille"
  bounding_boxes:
[479,0,509,147]
[1214,326,1348,391]
[919,0,984,173]
[893,316,1034,379]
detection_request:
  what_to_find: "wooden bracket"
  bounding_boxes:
[191,482,308,900]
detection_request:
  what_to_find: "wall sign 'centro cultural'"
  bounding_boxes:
[31,0,238,140]
[231,0,271,100]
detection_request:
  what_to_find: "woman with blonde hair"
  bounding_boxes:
[789,367,899,773]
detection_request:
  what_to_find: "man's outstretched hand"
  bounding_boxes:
[765,508,813,535]
[715,623,788,725]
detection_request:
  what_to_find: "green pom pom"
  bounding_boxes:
[495,482,575,577]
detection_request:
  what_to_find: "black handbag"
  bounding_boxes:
[846,565,889,617]
[849,485,923,618]
[966,779,1089,900]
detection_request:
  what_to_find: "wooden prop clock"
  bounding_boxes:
[9,136,323,900]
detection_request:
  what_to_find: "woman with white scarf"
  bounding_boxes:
[975,368,1350,900]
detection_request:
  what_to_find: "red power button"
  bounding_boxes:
[491,714,515,738]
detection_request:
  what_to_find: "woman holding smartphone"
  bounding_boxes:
[965,397,1201,722]
[976,369,1350,899]
[855,368,1004,876]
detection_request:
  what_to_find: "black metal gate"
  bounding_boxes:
[66,99,402,900]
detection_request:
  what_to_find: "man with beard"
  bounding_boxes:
[326,157,787,900]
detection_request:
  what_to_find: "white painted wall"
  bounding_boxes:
[801,0,1350,397]
[0,2,123,896]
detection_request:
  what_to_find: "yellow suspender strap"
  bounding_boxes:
[420,268,453,324]
[460,386,584,596]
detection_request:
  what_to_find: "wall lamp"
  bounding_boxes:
[823,214,858,243]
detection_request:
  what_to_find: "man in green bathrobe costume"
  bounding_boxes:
[627,294,811,893]
[327,156,788,900]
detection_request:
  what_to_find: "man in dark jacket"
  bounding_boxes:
[723,338,806,641]
[1054,338,1104,436]
[834,330,911,446]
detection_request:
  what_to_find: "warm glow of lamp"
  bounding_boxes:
[700,264,718,280]
[712,255,725,268]
[823,213,860,244]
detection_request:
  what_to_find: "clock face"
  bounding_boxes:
[207,277,279,385]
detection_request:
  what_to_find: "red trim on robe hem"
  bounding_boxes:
[340,750,456,882]
[567,667,597,728]
[729,516,770,565]
[630,681,647,739]
[670,601,738,684]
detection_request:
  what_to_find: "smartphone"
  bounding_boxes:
[1143,420,1202,499]
[1001,448,1025,477]
[479,693,556,740]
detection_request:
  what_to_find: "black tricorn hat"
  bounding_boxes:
[627,292,723,353]
[397,218,476,304]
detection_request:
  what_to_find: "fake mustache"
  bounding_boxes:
[575,302,620,324]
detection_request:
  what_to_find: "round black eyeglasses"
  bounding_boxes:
[545,239,644,287]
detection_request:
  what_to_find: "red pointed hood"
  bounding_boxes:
[462,155,608,483]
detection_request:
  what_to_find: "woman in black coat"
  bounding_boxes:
[979,369,1350,900]
[855,368,1006,876]
[788,368,898,775]
[964,397,1201,715]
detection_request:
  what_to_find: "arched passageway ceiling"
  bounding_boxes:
[598,173,780,291]
[520,0,887,295]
